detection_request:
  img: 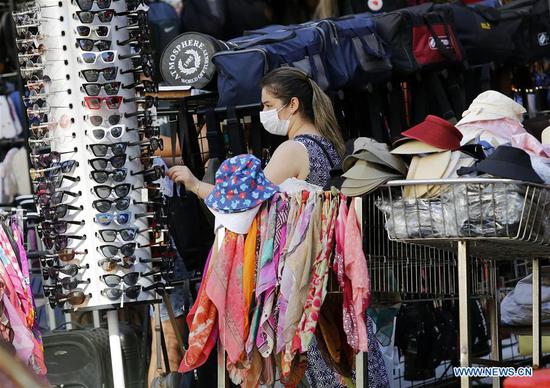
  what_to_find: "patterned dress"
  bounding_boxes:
[293,134,389,388]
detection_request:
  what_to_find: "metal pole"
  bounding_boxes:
[458,241,471,388]
[107,310,126,388]
[532,258,541,369]
[489,264,501,388]
[355,197,367,387]
[216,228,226,388]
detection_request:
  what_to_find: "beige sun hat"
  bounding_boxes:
[457,90,526,126]
[403,151,452,199]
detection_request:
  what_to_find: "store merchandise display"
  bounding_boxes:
[13,0,173,310]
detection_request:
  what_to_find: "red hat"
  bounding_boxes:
[401,115,463,151]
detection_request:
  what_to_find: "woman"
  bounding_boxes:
[167,67,388,387]
[167,67,344,190]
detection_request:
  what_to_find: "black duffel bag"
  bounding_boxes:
[435,2,514,66]
[495,0,550,64]
[374,3,464,74]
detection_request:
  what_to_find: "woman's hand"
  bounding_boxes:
[167,165,199,191]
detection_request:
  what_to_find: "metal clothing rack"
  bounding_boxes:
[378,178,550,387]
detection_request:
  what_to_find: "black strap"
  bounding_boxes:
[296,134,336,169]
[226,106,246,155]
[205,108,225,160]
[423,13,457,63]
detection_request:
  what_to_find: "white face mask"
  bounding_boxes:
[259,104,292,136]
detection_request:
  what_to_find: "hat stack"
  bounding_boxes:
[457,90,527,146]
[391,115,466,198]
[339,138,407,197]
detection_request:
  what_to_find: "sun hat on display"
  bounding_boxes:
[457,90,526,126]
[395,115,463,152]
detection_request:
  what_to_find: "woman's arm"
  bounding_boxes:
[167,140,308,199]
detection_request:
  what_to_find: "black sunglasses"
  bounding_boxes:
[75,0,116,11]
[101,272,140,287]
[122,79,156,92]
[89,155,127,170]
[77,38,112,51]
[99,243,137,259]
[75,9,115,23]
[81,67,118,82]
[87,142,128,157]
[35,189,80,207]
[40,220,85,236]
[43,234,86,250]
[90,168,128,184]
[131,165,164,182]
[97,228,139,242]
[123,96,157,109]
[40,204,83,220]
[92,197,131,212]
[101,285,143,300]
[92,183,132,199]
[82,81,121,96]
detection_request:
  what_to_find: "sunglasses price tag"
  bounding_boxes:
[140,187,148,202]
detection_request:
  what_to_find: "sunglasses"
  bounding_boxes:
[77,38,112,52]
[120,63,154,78]
[84,96,122,110]
[16,25,41,39]
[95,211,131,226]
[32,175,79,191]
[98,256,136,271]
[86,114,120,126]
[54,277,91,291]
[101,285,143,300]
[82,81,121,96]
[40,248,86,263]
[43,234,86,250]
[75,9,115,23]
[123,96,157,109]
[79,50,116,64]
[122,80,156,92]
[35,189,80,207]
[96,227,138,242]
[135,138,164,152]
[42,262,88,275]
[101,272,140,287]
[92,197,131,212]
[88,142,128,157]
[75,25,110,38]
[93,183,132,199]
[90,168,127,184]
[30,161,78,180]
[99,243,137,258]
[75,0,116,11]
[89,155,126,170]
[88,125,125,141]
[48,290,90,307]
[131,165,165,182]
[30,149,76,168]
[40,220,85,236]
[41,204,82,220]
[81,67,118,82]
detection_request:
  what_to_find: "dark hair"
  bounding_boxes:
[260,67,345,156]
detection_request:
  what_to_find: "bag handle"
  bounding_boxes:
[235,30,296,49]
[423,14,457,62]
[350,27,388,59]
[162,291,187,354]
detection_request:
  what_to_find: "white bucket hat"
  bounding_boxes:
[457,90,526,126]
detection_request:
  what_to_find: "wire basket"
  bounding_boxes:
[377,178,550,260]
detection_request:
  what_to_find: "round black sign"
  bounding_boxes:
[160,32,224,89]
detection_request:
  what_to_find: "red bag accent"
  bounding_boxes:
[412,23,462,66]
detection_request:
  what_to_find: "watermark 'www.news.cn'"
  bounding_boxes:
[453,367,533,378]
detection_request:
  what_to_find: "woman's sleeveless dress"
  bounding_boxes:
[293,134,389,388]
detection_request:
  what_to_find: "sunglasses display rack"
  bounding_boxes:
[14,0,166,313]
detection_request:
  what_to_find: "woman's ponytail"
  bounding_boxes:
[309,80,345,157]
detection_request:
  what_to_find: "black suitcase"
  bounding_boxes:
[44,323,145,388]
[43,326,113,388]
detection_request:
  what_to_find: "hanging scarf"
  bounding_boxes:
[292,193,339,354]
[205,231,246,364]
[179,246,218,372]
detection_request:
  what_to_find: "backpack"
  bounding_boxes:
[212,25,330,107]
[148,1,181,82]
[375,3,464,74]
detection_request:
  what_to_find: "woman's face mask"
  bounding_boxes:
[259,103,293,136]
